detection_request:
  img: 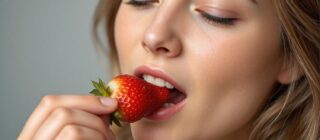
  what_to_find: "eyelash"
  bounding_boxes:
[125,0,156,8]
[125,0,236,26]
[196,9,236,26]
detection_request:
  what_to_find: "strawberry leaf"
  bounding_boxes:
[91,79,109,97]
[110,114,122,127]
[92,80,103,93]
[89,89,100,96]
[98,78,109,96]
[90,78,121,127]
[99,78,104,87]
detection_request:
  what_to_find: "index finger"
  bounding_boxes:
[18,95,117,139]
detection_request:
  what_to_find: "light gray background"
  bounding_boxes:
[0,0,111,139]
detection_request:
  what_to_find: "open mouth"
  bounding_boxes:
[139,74,187,121]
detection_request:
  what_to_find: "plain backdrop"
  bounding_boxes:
[0,0,112,139]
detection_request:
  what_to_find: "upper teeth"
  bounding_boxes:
[142,74,174,89]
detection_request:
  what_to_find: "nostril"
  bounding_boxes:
[141,37,182,57]
[156,47,169,53]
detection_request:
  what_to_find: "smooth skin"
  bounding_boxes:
[115,0,295,140]
[18,95,118,140]
[19,0,297,140]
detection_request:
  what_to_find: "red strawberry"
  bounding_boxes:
[90,74,170,126]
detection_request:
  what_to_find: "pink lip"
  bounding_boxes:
[145,99,187,121]
[134,65,185,93]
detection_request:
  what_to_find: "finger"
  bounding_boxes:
[33,108,109,139]
[99,115,117,139]
[99,114,112,127]
[55,124,105,140]
[18,95,117,139]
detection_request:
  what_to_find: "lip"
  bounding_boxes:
[134,65,185,94]
[134,65,187,121]
[145,98,187,121]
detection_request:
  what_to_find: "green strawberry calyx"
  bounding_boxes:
[89,79,122,127]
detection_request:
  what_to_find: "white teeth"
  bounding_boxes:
[146,75,154,83]
[154,78,166,87]
[142,74,149,81]
[142,74,175,89]
[165,82,174,89]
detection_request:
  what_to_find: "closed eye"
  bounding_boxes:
[196,9,236,26]
[125,0,158,9]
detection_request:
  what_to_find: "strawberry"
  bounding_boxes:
[90,74,170,126]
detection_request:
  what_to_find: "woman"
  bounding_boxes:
[19,0,319,139]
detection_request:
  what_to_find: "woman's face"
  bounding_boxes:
[114,0,283,139]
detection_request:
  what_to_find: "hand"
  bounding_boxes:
[18,95,118,140]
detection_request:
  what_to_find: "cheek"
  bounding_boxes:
[114,6,147,73]
[189,28,282,95]
[183,22,282,137]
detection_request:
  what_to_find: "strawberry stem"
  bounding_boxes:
[90,79,122,127]
[110,114,122,127]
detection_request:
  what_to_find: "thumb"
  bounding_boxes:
[98,97,118,114]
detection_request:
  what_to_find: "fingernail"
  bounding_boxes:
[100,97,116,106]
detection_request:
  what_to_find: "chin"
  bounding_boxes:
[131,121,198,140]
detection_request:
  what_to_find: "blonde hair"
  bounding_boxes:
[92,0,320,140]
[250,1,320,140]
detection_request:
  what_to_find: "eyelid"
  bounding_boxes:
[193,5,238,18]
[195,8,235,20]
[194,8,237,26]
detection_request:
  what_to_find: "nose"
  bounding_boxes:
[141,10,182,57]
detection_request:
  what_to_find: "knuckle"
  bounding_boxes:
[63,125,82,139]
[52,107,73,120]
[40,95,58,107]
